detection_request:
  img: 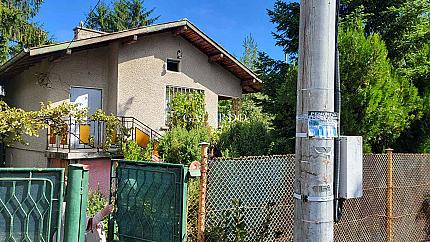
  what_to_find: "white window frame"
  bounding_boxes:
[164,85,204,126]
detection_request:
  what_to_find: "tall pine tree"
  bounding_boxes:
[85,0,159,32]
[0,0,49,64]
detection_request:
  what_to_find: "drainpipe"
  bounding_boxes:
[334,0,345,223]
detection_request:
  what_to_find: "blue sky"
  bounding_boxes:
[32,0,286,61]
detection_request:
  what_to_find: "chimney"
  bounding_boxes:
[73,21,107,40]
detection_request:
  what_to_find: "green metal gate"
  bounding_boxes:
[108,160,188,242]
[0,168,64,242]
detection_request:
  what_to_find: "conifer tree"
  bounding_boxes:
[0,0,49,64]
[85,0,159,32]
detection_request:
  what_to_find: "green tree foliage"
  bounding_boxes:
[267,1,300,58]
[262,1,427,153]
[158,127,209,165]
[122,140,153,161]
[219,34,267,123]
[339,19,421,151]
[256,53,297,154]
[0,0,49,64]
[340,1,430,62]
[85,0,159,32]
[169,91,207,130]
[217,117,272,157]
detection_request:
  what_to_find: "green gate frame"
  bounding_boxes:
[108,160,188,242]
[0,168,64,242]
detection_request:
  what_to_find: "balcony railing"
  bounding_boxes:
[47,116,161,157]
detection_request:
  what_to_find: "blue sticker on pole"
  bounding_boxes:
[308,111,338,139]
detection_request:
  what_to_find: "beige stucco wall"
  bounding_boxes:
[4,47,111,167]
[3,31,244,167]
[117,32,242,130]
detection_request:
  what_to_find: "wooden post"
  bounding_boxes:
[386,148,394,242]
[197,142,210,242]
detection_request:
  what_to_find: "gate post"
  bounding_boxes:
[385,148,394,242]
[197,142,210,242]
[64,164,89,242]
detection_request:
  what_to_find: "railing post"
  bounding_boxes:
[197,142,210,242]
[68,116,72,152]
[386,148,394,242]
[64,164,89,242]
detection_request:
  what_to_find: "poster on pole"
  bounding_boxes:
[308,111,338,139]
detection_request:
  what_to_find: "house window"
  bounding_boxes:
[166,59,180,72]
[165,86,204,126]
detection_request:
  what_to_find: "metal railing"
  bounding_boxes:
[47,116,119,152]
[46,116,161,155]
[119,116,162,141]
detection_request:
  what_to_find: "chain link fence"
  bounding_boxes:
[205,155,295,241]
[334,154,388,241]
[185,153,430,241]
[392,154,430,242]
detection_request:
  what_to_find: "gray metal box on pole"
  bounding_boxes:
[339,136,363,199]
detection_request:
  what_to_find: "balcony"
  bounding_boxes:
[46,116,161,160]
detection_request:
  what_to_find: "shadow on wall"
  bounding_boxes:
[118,96,135,116]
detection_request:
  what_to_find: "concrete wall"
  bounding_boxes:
[80,158,111,197]
[49,158,111,198]
[117,32,242,130]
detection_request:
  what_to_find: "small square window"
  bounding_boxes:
[167,59,180,72]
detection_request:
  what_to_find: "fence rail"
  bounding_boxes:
[189,153,430,241]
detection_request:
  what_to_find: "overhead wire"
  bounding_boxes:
[66,0,102,51]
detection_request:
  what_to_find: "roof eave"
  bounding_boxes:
[0,50,29,75]
[184,21,262,85]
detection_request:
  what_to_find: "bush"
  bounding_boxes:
[158,127,209,165]
[169,91,207,130]
[122,140,152,161]
[87,190,109,229]
[216,118,272,157]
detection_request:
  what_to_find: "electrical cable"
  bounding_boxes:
[66,0,102,51]
[334,0,345,223]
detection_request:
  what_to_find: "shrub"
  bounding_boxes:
[158,127,209,165]
[169,91,207,130]
[87,190,109,229]
[122,140,152,161]
[216,118,271,157]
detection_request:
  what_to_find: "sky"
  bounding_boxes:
[32,0,286,61]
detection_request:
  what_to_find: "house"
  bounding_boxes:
[0,19,261,195]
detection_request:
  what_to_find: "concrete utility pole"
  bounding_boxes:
[294,0,337,241]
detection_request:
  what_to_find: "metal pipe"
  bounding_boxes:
[63,164,89,242]
[197,142,210,242]
[386,148,394,242]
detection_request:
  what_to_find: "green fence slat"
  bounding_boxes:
[0,168,64,242]
[109,160,187,242]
